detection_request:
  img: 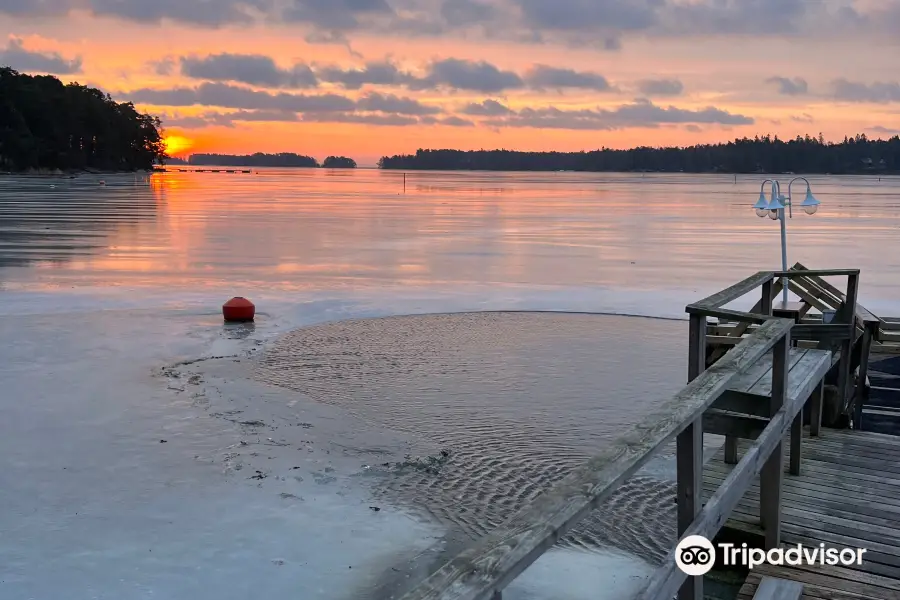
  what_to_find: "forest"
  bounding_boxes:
[0,67,165,172]
[188,153,319,167]
[377,135,900,174]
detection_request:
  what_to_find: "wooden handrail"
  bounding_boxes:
[688,271,774,309]
[635,372,804,599]
[399,318,794,600]
[773,269,860,278]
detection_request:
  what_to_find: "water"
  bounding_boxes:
[1,170,899,599]
[2,170,899,307]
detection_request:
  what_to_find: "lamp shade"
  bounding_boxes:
[753,191,769,210]
[767,195,785,210]
[799,187,820,208]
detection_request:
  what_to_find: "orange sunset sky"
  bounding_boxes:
[2,1,899,165]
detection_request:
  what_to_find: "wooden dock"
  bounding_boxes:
[706,430,900,598]
[396,266,900,600]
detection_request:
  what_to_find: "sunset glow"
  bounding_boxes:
[162,135,194,157]
[1,2,899,165]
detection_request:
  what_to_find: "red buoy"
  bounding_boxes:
[223,297,255,322]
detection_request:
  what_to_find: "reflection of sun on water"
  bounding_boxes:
[163,135,193,156]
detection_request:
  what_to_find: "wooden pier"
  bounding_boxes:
[399,266,900,600]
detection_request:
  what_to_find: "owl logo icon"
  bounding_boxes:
[675,535,716,576]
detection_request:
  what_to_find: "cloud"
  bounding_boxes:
[523,65,613,91]
[0,37,81,74]
[439,0,496,27]
[415,58,524,93]
[766,76,808,96]
[832,78,900,103]
[302,112,420,126]
[438,115,474,126]
[355,91,440,115]
[870,125,900,136]
[179,53,318,88]
[151,56,177,76]
[790,113,814,123]
[316,60,413,89]
[460,99,513,116]
[1,0,897,51]
[484,98,753,130]
[126,82,356,112]
[513,0,658,32]
[282,0,393,29]
[637,78,683,97]
[161,108,304,128]
[85,0,257,27]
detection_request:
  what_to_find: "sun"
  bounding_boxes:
[163,135,194,156]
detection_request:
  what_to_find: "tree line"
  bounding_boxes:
[377,134,900,174]
[186,153,356,168]
[0,67,165,172]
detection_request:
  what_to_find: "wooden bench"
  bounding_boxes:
[706,347,833,469]
[751,576,803,600]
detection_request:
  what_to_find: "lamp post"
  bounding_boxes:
[752,177,821,305]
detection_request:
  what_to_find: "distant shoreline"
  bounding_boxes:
[1,168,154,176]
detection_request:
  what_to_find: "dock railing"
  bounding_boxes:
[696,266,870,426]
[399,269,863,600]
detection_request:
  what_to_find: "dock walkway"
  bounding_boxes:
[705,429,900,598]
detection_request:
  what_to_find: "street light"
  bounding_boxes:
[754,177,820,304]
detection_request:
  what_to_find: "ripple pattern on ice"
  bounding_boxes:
[253,312,681,564]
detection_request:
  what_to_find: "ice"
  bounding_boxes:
[0,292,671,600]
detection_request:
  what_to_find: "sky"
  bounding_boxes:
[1,0,900,165]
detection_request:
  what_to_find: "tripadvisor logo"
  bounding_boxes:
[675,535,867,575]
[675,535,716,576]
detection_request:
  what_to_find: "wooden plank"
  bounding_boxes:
[791,324,852,343]
[791,263,878,328]
[787,281,832,313]
[400,319,793,600]
[686,306,772,324]
[728,348,808,395]
[713,390,772,417]
[764,559,900,591]
[749,349,831,400]
[721,498,900,546]
[633,370,808,600]
[855,326,874,428]
[776,269,861,278]
[745,564,899,599]
[751,577,803,600]
[708,335,745,346]
[761,334,789,548]
[704,410,767,438]
[703,467,900,513]
[700,482,900,527]
[790,409,802,475]
[683,314,705,600]
[810,381,823,436]
[689,271,774,309]
[677,419,703,600]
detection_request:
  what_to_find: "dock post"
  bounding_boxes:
[837,273,859,416]
[678,314,706,600]
[760,330,789,549]
[853,323,874,428]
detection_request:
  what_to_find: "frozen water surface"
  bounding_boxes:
[2,171,899,599]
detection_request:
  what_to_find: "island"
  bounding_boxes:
[187,153,318,167]
[0,67,166,172]
[377,135,900,174]
[323,156,357,168]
